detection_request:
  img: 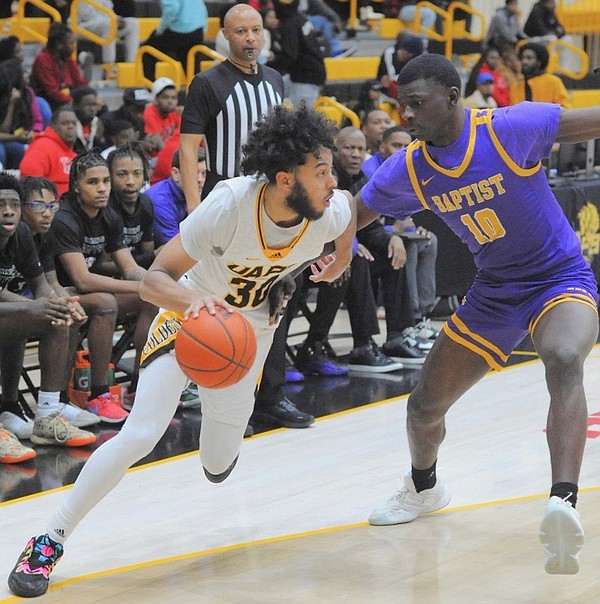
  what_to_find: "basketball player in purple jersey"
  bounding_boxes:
[355,54,599,575]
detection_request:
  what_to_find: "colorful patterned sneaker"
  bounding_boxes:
[0,425,36,463]
[0,410,34,440]
[8,534,64,597]
[86,392,129,424]
[31,412,97,447]
[57,402,101,428]
[369,471,451,525]
[179,383,201,408]
[539,496,584,575]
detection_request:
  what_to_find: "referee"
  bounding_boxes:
[179,4,284,212]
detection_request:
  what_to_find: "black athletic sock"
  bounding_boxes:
[60,390,69,403]
[89,385,109,400]
[411,461,437,492]
[550,482,578,508]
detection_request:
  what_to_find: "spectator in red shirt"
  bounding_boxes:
[464,47,511,108]
[19,108,78,195]
[30,22,88,110]
[142,77,181,151]
[150,130,180,185]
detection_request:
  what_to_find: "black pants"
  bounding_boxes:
[369,255,413,337]
[142,27,204,81]
[254,274,304,410]
[300,254,380,350]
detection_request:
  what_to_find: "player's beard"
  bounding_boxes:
[284,180,324,221]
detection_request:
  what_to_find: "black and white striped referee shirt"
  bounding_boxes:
[181,61,284,182]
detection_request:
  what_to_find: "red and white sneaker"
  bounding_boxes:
[86,393,129,424]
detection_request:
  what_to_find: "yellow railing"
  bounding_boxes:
[70,0,117,47]
[186,44,225,84]
[446,1,484,59]
[13,0,61,43]
[314,96,360,128]
[547,37,589,80]
[135,45,184,90]
[378,1,484,59]
[412,2,447,42]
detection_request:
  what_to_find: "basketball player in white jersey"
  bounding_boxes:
[8,105,356,598]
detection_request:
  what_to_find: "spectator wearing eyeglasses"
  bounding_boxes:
[0,174,97,462]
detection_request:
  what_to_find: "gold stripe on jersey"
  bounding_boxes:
[483,110,542,177]
[450,313,509,363]
[140,310,183,367]
[421,109,477,177]
[406,142,431,211]
[442,322,504,372]
[529,293,599,334]
[255,183,311,261]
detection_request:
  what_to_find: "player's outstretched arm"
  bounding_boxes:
[310,190,356,283]
[355,189,381,230]
[556,106,600,143]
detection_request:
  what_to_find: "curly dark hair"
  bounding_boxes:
[240,105,338,182]
[21,176,58,200]
[518,42,549,71]
[106,142,150,184]
[0,172,23,199]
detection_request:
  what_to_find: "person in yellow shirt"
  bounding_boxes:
[510,42,572,107]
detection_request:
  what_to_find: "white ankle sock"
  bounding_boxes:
[36,391,61,418]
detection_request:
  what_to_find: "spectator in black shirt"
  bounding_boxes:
[72,87,105,153]
[273,0,327,109]
[104,143,156,271]
[524,0,565,41]
[0,172,96,461]
[15,176,100,430]
[50,151,157,417]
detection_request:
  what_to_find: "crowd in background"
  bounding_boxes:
[0,0,588,463]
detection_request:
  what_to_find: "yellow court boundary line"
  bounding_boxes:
[3,344,600,510]
[2,485,600,603]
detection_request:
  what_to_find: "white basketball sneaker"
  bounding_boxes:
[539,496,584,574]
[369,471,451,525]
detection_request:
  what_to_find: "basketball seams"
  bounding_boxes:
[174,308,257,389]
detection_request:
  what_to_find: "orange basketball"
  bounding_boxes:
[175,307,257,389]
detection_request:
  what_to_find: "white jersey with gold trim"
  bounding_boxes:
[179,176,351,328]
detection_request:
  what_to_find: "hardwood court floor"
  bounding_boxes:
[1,348,599,603]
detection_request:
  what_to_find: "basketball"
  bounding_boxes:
[175,307,257,389]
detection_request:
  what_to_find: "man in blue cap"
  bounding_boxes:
[463,72,498,108]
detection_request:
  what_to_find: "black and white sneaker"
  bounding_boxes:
[382,335,428,365]
[348,341,403,373]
